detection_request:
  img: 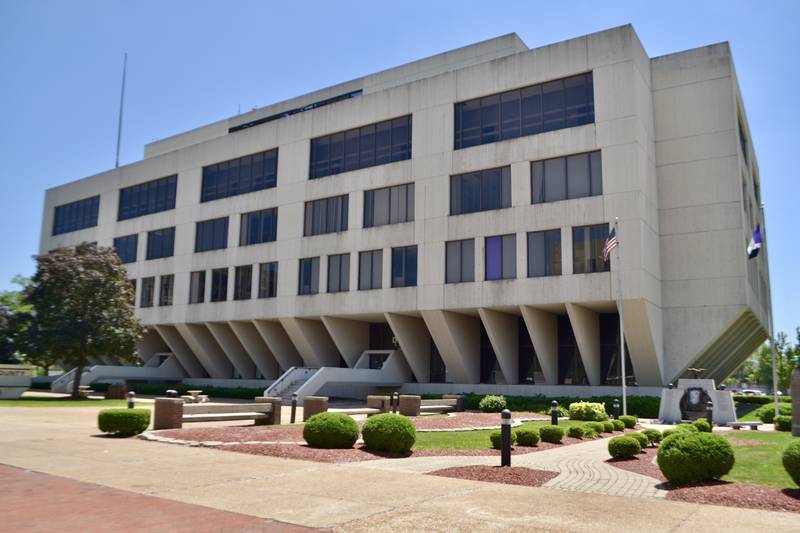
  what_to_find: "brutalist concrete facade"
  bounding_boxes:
[39,25,771,393]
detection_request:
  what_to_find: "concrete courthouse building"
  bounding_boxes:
[39,25,772,397]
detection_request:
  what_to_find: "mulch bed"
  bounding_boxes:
[606,446,800,513]
[411,411,548,430]
[428,465,559,487]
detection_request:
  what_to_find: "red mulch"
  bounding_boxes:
[606,446,800,513]
[428,465,559,487]
[411,411,548,430]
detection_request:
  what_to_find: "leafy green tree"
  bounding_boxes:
[726,329,799,392]
[26,243,144,397]
[0,304,16,364]
[0,276,32,365]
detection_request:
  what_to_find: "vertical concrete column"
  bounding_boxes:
[478,308,519,384]
[153,398,184,430]
[303,396,329,421]
[792,364,800,437]
[320,316,369,367]
[252,320,304,371]
[254,396,282,425]
[519,306,558,385]
[155,324,210,378]
[398,395,421,416]
[206,322,257,379]
[385,312,431,383]
[421,309,480,383]
[566,303,601,386]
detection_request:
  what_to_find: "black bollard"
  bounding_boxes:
[613,399,620,420]
[501,409,512,467]
[127,391,135,409]
[393,392,399,414]
[706,400,713,425]
[291,393,298,424]
[668,382,673,390]
[550,400,559,426]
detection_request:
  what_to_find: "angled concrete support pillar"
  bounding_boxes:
[253,320,303,371]
[619,300,664,386]
[478,308,518,384]
[520,306,558,385]
[566,303,601,386]
[421,309,480,384]
[385,312,431,383]
[320,316,369,367]
[174,323,233,378]
[154,325,207,378]
[138,328,170,364]
[229,321,279,379]
[279,317,341,367]
[206,322,257,379]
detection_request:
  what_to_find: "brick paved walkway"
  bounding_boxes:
[0,464,320,533]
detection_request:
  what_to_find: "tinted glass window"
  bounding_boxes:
[450,167,511,215]
[298,257,320,295]
[485,234,516,281]
[140,277,155,308]
[303,195,348,236]
[359,250,383,290]
[327,253,350,293]
[210,268,228,302]
[159,274,174,306]
[445,239,475,284]
[258,262,278,298]
[364,183,414,228]
[527,229,562,277]
[201,149,277,202]
[195,217,229,252]
[52,195,100,235]
[310,115,411,179]
[189,271,205,304]
[531,151,602,204]
[118,175,177,220]
[391,246,417,288]
[146,227,175,260]
[113,234,138,264]
[572,224,610,274]
[240,208,278,246]
[234,265,252,300]
[454,73,593,150]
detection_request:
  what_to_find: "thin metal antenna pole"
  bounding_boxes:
[115,52,127,168]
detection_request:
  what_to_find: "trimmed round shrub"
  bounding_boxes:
[662,424,698,439]
[303,412,359,449]
[568,401,609,421]
[657,432,735,485]
[490,430,517,449]
[693,418,712,432]
[98,408,151,437]
[568,425,585,439]
[608,435,641,458]
[611,419,625,431]
[783,441,800,487]
[619,415,638,429]
[479,395,507,413]
[361,413,416,453]
[587,421,605,434]
[755,403,792,424]
[774,415,792,432]
[642,428,662,445]
[539,425,565,444]
[602,421,614,433]
[583,427,598,439]
[627,432,649,451]
[516,428,540,446]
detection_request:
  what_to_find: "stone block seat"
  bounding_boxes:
[153,397,281,430]
[726,421,763,430]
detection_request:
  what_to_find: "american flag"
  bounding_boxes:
[602,226,618,262]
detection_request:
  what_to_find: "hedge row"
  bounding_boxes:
[733,394,792,405]
[461,394,660,418]
[92,382,266,399]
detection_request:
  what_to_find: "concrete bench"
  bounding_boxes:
[153,396,282,430]
[329,407,382,416]
[727,421,763,430]
[399,395,465,416]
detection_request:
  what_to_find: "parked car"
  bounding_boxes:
[740,389,766,396]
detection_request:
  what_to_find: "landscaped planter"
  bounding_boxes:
[0,365,35,399]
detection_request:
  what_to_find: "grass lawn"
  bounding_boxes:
[736,405,762,422]
[414,419,587,450]
[0,397,131,408]
[722,431,798,487]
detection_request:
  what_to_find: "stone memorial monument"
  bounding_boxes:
[658,378,736,424]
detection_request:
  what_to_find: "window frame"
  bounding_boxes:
[158,274,174,306]
[450,166,511,215]
[303,195,349,236]
[240,207,278,246]
[189,270,206,304]
[140,276,155,308]
[113,234,138,264]
[195,217,229,253]
[146,227,175,260]
[527,229,562,277]
[118,175,177,221]
[201,149,278,203]
[210,268,229,302]
[485,234,517,281]
[445,238,475,284]
[258,262,278,298]
[531,151,602,204]
[391,245,417,288]
[572,224,610,274]
[52,195,100,236]
[327,253,350,293]
[358,249,383,290]
[298,257,320,295]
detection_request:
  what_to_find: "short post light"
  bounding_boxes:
[127,391,135,409]
[613,399,620,420]
[706,400,713,425]
[393,392,399,414]
[166,389,178,398]
[290,393,298,424]
[667,382,673,390]
[500,409,512,467]
[550,400,559,426]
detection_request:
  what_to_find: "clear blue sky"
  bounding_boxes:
[1,0,798,336]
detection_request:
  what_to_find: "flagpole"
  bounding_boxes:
[761,204,779,419]
[614,217,627,416]
[115,52,127,169]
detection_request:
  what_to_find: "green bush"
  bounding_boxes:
[461,394,661,418]
[479,395,507,413]
[611,419,625,431]
[602,421,614,433]
[97,408,150,437]
[755,403,792,424]
[568,425,585,439]
[627,432,649,451]
[568,401,609,421]
[586,421,605,434]
[539,425,565,444]
[361,413,416,453]
[662,424,698,439]
[783,441,800,487]
[583,427,597,439]
[516,428,540,446]
[642,428,662,445]
[619,415,638,429]
[733,394,792,405]
[608,436,641,458]
[774,415,792,432]
[490,430,517,449]
[692,418,712,432]
[303,413,359,449]
[657,432,735,485]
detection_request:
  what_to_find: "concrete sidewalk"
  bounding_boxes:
[1,406,798,532]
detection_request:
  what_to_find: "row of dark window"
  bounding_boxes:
[139,274,174,308]
[52,196,100,236]
[118,175,177,221]
[201,149,278,203]
[184,262,278,306]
